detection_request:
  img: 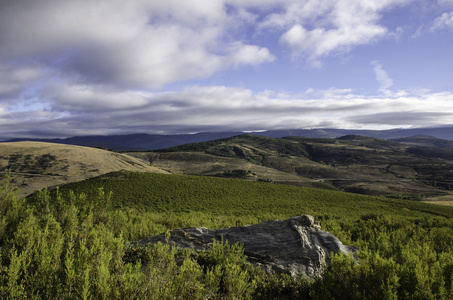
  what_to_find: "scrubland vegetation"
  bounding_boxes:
[2,171,453,299]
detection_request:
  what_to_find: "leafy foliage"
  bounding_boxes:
[32,171,453,220]
[2,171,453,298]
[222,169,250,178]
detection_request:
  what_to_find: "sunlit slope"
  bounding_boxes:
[128,150,312,182]
[38,171,453,220]
[0,141,167,197]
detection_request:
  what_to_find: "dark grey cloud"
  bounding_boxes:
[348,111,453,126]
[0,0,275,90]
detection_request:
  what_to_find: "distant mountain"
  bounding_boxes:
[259,127,453,140]
[2,126,453,151]
[391,135,453,148]
[389,135,453,161]
[2,132,241,151]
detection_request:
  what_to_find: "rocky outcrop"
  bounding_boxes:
[134,215,357,278]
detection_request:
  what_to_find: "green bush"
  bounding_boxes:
[3,172,453,298]
[222,169,249,178]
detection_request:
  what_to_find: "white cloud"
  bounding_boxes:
[44,85,149,111]
[0,0,416,94]
[3,85,453,138]
[228,44,276,67]
[268,0,412,62]
[280,23,387,65]
[371,61,394,93]
[431,11,453,31]
[0,0,274,90]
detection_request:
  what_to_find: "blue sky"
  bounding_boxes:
[1,0,453,138]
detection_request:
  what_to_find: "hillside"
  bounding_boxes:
[0,141,166,197]
[5,134,453,201]
[127,134,453,200]
[38,171,453,220]
[391,134,453,148]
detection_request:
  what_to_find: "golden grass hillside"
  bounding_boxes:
[0,141,167,197]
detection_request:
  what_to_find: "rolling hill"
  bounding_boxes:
[391,134,453,148]
[4,133,453,201]
[126,134,453,200]
[38,170,453,220]
[0,141,167,197]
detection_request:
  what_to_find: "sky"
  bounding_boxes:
[1,0,453,139]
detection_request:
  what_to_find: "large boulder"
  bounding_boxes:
[134,215,357,278]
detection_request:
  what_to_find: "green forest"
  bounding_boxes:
[2,171,453,299]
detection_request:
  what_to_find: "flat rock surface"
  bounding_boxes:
[135,215,357,278]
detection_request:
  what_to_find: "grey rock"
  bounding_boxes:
[134,215,357,278]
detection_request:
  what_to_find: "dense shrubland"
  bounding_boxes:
[2,171,453,299]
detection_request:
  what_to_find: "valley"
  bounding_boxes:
[127,134,453,202]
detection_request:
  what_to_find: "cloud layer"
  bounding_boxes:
[0,0,452,138]
[0,0,277,90]
[2,85,453,138]
[0,0,415,90]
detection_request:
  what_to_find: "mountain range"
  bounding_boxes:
[3,126,453,151]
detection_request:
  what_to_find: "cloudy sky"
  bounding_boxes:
[1,0,453,138]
